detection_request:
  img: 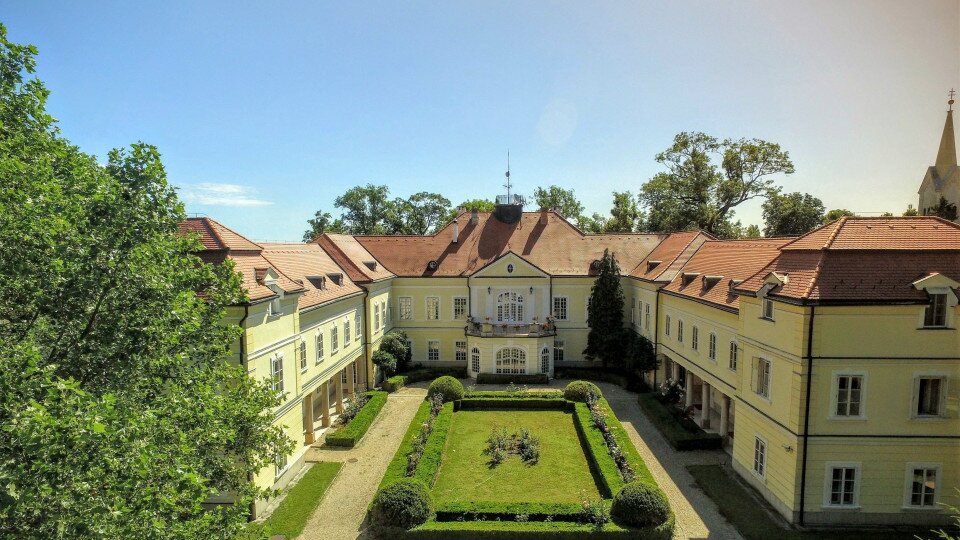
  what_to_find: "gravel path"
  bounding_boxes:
[296,380,741,540]
[296,386,427,540]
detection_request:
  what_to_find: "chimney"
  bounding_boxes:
[452,219,460,243]
[470,207,479,225]
[539,207,549,225]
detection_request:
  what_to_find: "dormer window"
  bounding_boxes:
[923,293,947,328]
[265,278,283,317]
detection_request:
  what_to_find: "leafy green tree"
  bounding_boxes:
[0,25,290,539]
[579,212,609,234]
[823,208,856,222]
[743,224,762,238]
[584,249,625,367]
[533,185,586,224]
[605,191,643,232]
[445,198,495,221]
[761,191,825,236]
[390,191,451,235]
[640,132,794,237]
[302,210,345,241]
[623,333,658,374]
[333,184,394,234]
[926,196,959,221]
[903,205,919,217]
[380,331,411,372]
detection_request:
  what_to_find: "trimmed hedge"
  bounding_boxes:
[379,401,454,492]
[475,373,549,385]
[427,376,465,402]
[636,394,722,451]
[324,391,388,447]
[407,518,674,539]
[435,500,586,522]
[563,380,602,402]
[610,481,670,527]
[383,367,468,392]
[372,479,434,529]
[463,390,564,399]
[455,398,573,411]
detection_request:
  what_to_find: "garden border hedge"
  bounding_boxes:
[636,394,722,451]
[378,401,454,492]
[475,373,549,385]
[554,367,629,387]
[407,517,675,539]
[323,391,388,447]
[384,367,468,392]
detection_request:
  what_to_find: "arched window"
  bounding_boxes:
[495,347,526,374]
[540,347,550,375]
[496,292,524,322]
[471,347,481,374]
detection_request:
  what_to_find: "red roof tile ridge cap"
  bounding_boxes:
[642,231,704,279]
[316,235,373,280]
[210,218,262,251]
[822,216,848,250]
[801,251,828,299]
[779,219,841,250]
[198,217,226,250]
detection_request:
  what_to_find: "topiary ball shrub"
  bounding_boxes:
[427,375,464,403]
[563,380,602,402]
[371,479,433,529]
[610,481,670,527]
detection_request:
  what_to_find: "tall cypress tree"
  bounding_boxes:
[584,249,626,367]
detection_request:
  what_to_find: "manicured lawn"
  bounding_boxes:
[432,410,602,505]
[244,461,342,539]
[687,465,929,540]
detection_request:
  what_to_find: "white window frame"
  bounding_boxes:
[912,375,948,418]
[754,357,771,399]
[729,341,738,371]
[495,347,527,375]
[299,340,308,372]
[427,340,440,362]
[708,333,717,361]
[315,332,324,364]
[540,347,550,375]
[830,372,866,419]
[553,339,564,363]
[471,347,481,374]
[665,315,671,337]
[691,325,699,350]
[823,463,861,508]
[922,292,948,328]
[275,453,290,479]
[631,298,637,325]
[270,353,284,394]
[752,435,767,478]
[331,327,339,355]
[399,296,413,320]
[455,340,467,363]
[426,297,440,321]
[344,319,351,344]
[677,319,684,343]
[355,311,362,342]
[762,297,775,321]
[903,463,941,509]
[453,297,468,320]
[373,303,381,332]
[553,296,568,320]
[644,303,651,331]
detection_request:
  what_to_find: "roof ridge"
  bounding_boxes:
[802,251,827,299]
[258,253,306,292]
[201,217,227,250]
[822,216,847,250]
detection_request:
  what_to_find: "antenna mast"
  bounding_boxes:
[504,151,512,200]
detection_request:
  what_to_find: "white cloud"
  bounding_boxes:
[180,183,273,207]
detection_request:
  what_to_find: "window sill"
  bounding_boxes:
[759,317,775,323]
[916,326,954,331]
[911,415,948,421]
[901,505,941,512]
[822,505,860,511]
[828,416,867,421]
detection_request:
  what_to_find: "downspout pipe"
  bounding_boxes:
[799,304,816,526]
[653,287,661,388]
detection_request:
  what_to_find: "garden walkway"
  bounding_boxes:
[297,385,427,540]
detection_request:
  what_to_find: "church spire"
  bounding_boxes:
[935,89,957,173]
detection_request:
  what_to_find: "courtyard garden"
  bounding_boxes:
[370,377,675,538]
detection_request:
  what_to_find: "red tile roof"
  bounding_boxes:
[662,238,793,310]
[346,211,667,277]
[178,217,261,251]
[628,231,713,281]
[736,217,960,302]
[261,243,364,309]
[317,234,397,283]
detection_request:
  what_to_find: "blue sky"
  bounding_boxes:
[5,1,959,241]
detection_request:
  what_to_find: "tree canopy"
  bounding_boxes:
[639,132,795,237]
[304,185,454,238]
[533,185,586,223]
[390,191,452,235]
[926,196,959,221]
[823,208,856,223]
[605,191,644,233]
[0,25,290,539]
[761,191,825,236]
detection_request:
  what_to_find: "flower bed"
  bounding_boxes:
[323,391,388,447]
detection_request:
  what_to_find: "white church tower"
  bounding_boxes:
[918,91,959,218]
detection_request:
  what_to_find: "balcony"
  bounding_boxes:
[465,318,557,338]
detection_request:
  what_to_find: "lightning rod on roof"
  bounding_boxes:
[504,150,512,200]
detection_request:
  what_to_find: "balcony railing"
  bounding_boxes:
[465,318,557,338]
